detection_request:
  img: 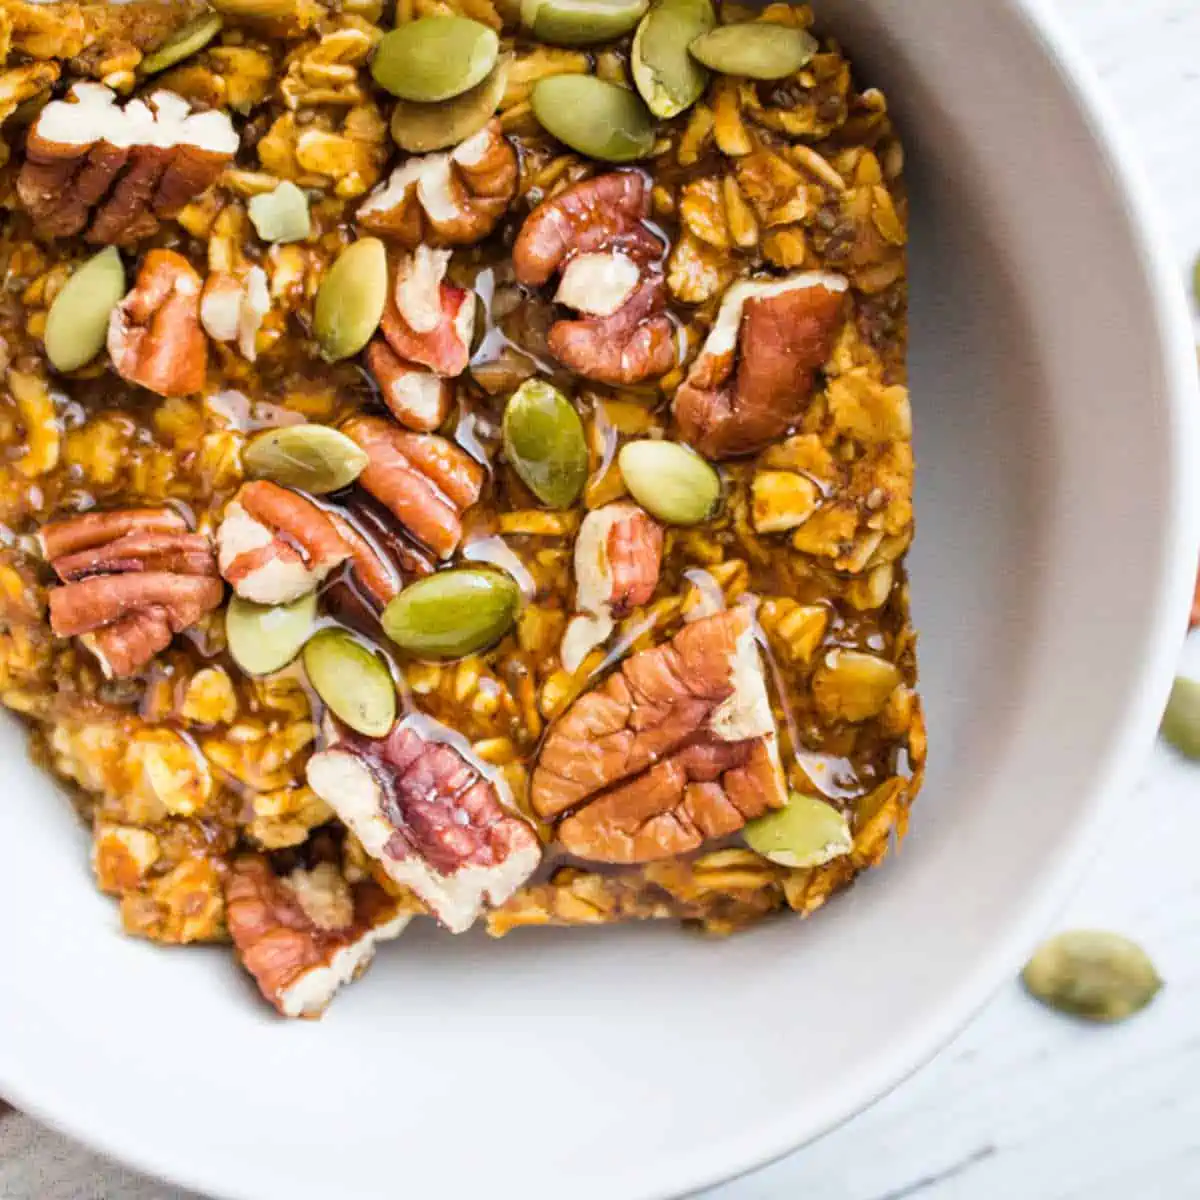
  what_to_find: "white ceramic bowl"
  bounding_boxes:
[1,2,1195,1197]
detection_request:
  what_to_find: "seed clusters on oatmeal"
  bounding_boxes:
[0,0,923,1017]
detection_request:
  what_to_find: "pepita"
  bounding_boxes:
[618,439,721,525]
[140,12,224,76]
[689,22,817,81]
[225,593,317,677]
[743,792,853,868]
[371,17,499,103]
[390,58,509,153]
[531,76,657,163]
[302,629,397,737]
[44,247,126,374]
[247,181,311,244]
[632,0,714,119]
[242,424,369,494]
[502,380,588,509]
[382,567,520,659]
[314,238,387,363]
[1022,930,1163,1023]
[1161,676,1200,760]
[521,0,648,46]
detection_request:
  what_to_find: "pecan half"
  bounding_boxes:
[674,272,848,459]
[225,855,412,1019]
[512,172,675,385]
[108,249,207,397]
[17,83,237,245]
[341,415,484,560]
[357,121,517,248]
[306,716,542,934]
[379,246,476,379]
[560,502,663,674]
[41,507,222,678]
[217,481,351,604]
[532,608,787,863]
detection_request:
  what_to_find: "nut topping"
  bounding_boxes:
[17,84,237,244]
[225,855,412,1018]
[561,502,662,673]
[380,246,476,378]
[199,266,270,362]
[306,715,542,933]
[342,415,484,560]
[673,271,848,459]
[107,249,207,397]
[41,507,222,678]
[366,340,453,433]
[512,172,675,385]
[532,607,786,862]
[357,120,517,248]
[217,481,351,604]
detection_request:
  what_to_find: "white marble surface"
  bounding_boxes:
[4,1,1200,1197]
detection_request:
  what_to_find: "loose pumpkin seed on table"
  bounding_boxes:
[1022,931,1163,1023]
[0,0,924,1015]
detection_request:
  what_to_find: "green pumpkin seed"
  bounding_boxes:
[44,247,126,374]
[140,12,224,75]
[1162,675,1200,759]
[521,0,648,45]
[382,568,520,659]
[689,22,817,80]
[225,593,317,677]
[618,440,721,525]
[303,629,397,737]
[502,380,588,509]
[243,424,368,494]
[390,57,509,153]
[531,76,656,163]
[314,238,387,362]
[1022,930,1163,1023]
[371,17,499,102]
[632,0,714,119]
[247,181,311,244]
[744,792,852,868]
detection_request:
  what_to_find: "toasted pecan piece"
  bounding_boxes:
[225,856,413,1019]
[107,249,207,397]
[306,717,542,934]
[342,415,484,560]
[217,481,350,605]
[674,272,848,459]
[512,172,675,385]
[357,121,517,248]
[17,83,237,245]
[40,506,222,677]
[532,608,787,863]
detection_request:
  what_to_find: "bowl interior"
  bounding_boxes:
[0,3,1190,1198]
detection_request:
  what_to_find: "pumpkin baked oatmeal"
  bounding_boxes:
[0,0,924,1017]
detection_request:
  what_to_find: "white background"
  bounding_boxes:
[4,0,1200,1196]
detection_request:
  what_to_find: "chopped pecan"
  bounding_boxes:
[107,249,207,397]
[357,121,517,248]
[341,415,484,560]
[560,502,663,674]
[321,511,406,633]
[217,481,350,605]
[225,855,412,1019]
[306,715,542,934]
[532,608,787,863]
[17,83,237,244]
[512,172,675,386]
[41,506,222,678]
[199,266,270,363]
[366,340,453,433]
[379,246,475,378]
[674,271,848,459]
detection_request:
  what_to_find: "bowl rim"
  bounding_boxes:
[2,2,1198,1197]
